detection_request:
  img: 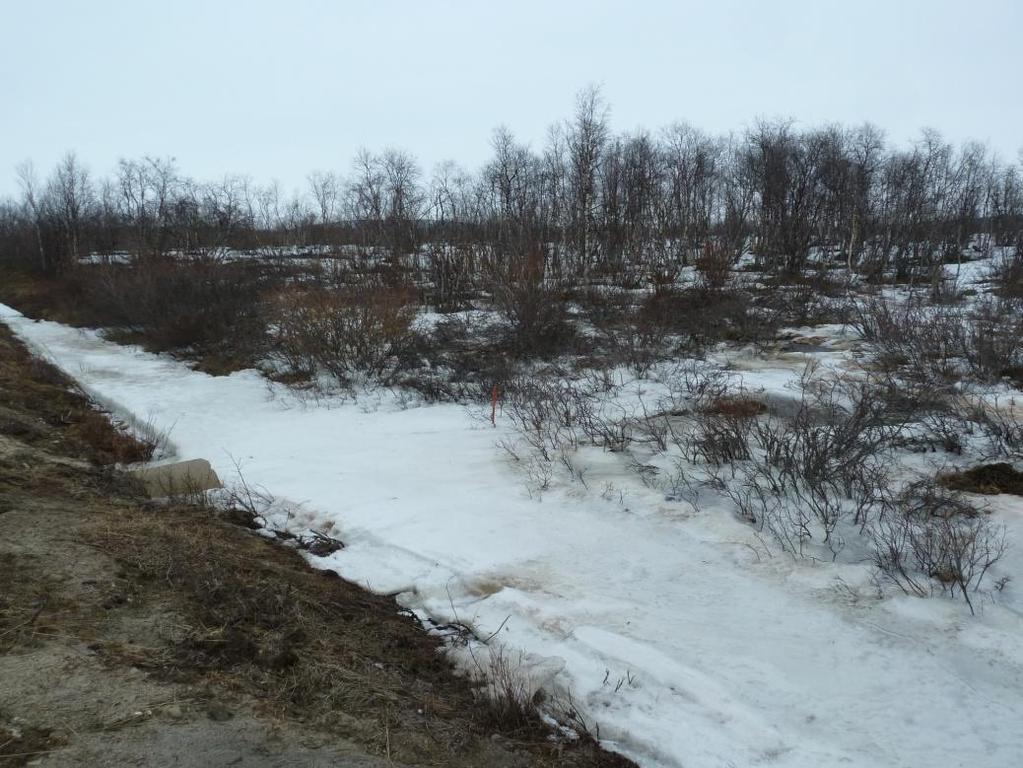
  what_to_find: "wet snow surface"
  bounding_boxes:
[2,302,1022,768]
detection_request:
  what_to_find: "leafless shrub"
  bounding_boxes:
[424,241,479,311]
[915,406,972,454]
[631,395,671,452]
[501,377,587,461]
[693,409,756,467]
[851,293,1023,389]
[963,296,1023,384]
[80,258,270,364]
[524,455,554,494]
[988,247,1023,298]
[930,272,965,305]
[582,283,772,381]
[586,284,756,375]
[660,457,698,502]
[702,366,904,557]
[407,317,520,403]
[501,373,636,462]
[558,448,590,488]
[583,288,668,376]
[657,360,737,412]
[898,391,1023,461]
[641,285,776,349]
[850,296,966,387]
[959,395,1023,460]
[848,294,903,344]
[871,479,1007,613]
[598,315,672,376]
[468,646,545,733]
[761,273,850,327]
[634,362,753,472]
[694,240,732,290]
[578,399,632,452]
[489,244,576,356]
[899,478,982,519]
[269,286,419,386]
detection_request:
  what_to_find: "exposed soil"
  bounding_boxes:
[0,323,634,768]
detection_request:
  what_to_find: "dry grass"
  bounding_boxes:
[703,396,769,420]
[65,409,155,465]
[81,508,630,765]
[938,463,1023,496]
[84,508,458,714]
[0,327,154,465]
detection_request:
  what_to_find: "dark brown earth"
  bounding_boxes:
[0,323,635,768]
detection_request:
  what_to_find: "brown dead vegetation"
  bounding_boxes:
[0,324,154,465]
[269,285,420,385]
[702,396,769,420]
[938,463,1023,496]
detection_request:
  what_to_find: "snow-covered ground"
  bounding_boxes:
[2,302,1022,768]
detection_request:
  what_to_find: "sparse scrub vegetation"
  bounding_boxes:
[870,480,1007,612]
[269,285,420,386]
[851,293,1023,391]
[1,92,1018,390]
[80,258,272,366]
[497,353,1014,606]
[1,91,1021,622]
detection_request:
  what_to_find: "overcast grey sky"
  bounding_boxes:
[1,0,1020,196]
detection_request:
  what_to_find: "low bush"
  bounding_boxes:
[854,292,1023,391]
[78,258,270,367]
[636,285,775,352]
[694,241,732,290]
[690,367,904,557]
[964,297,1023,383]
[870,479,1007,612]
[989,247,1023,298]
[269,285,420,386]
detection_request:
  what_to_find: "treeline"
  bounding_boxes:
[2,87,1021,292]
